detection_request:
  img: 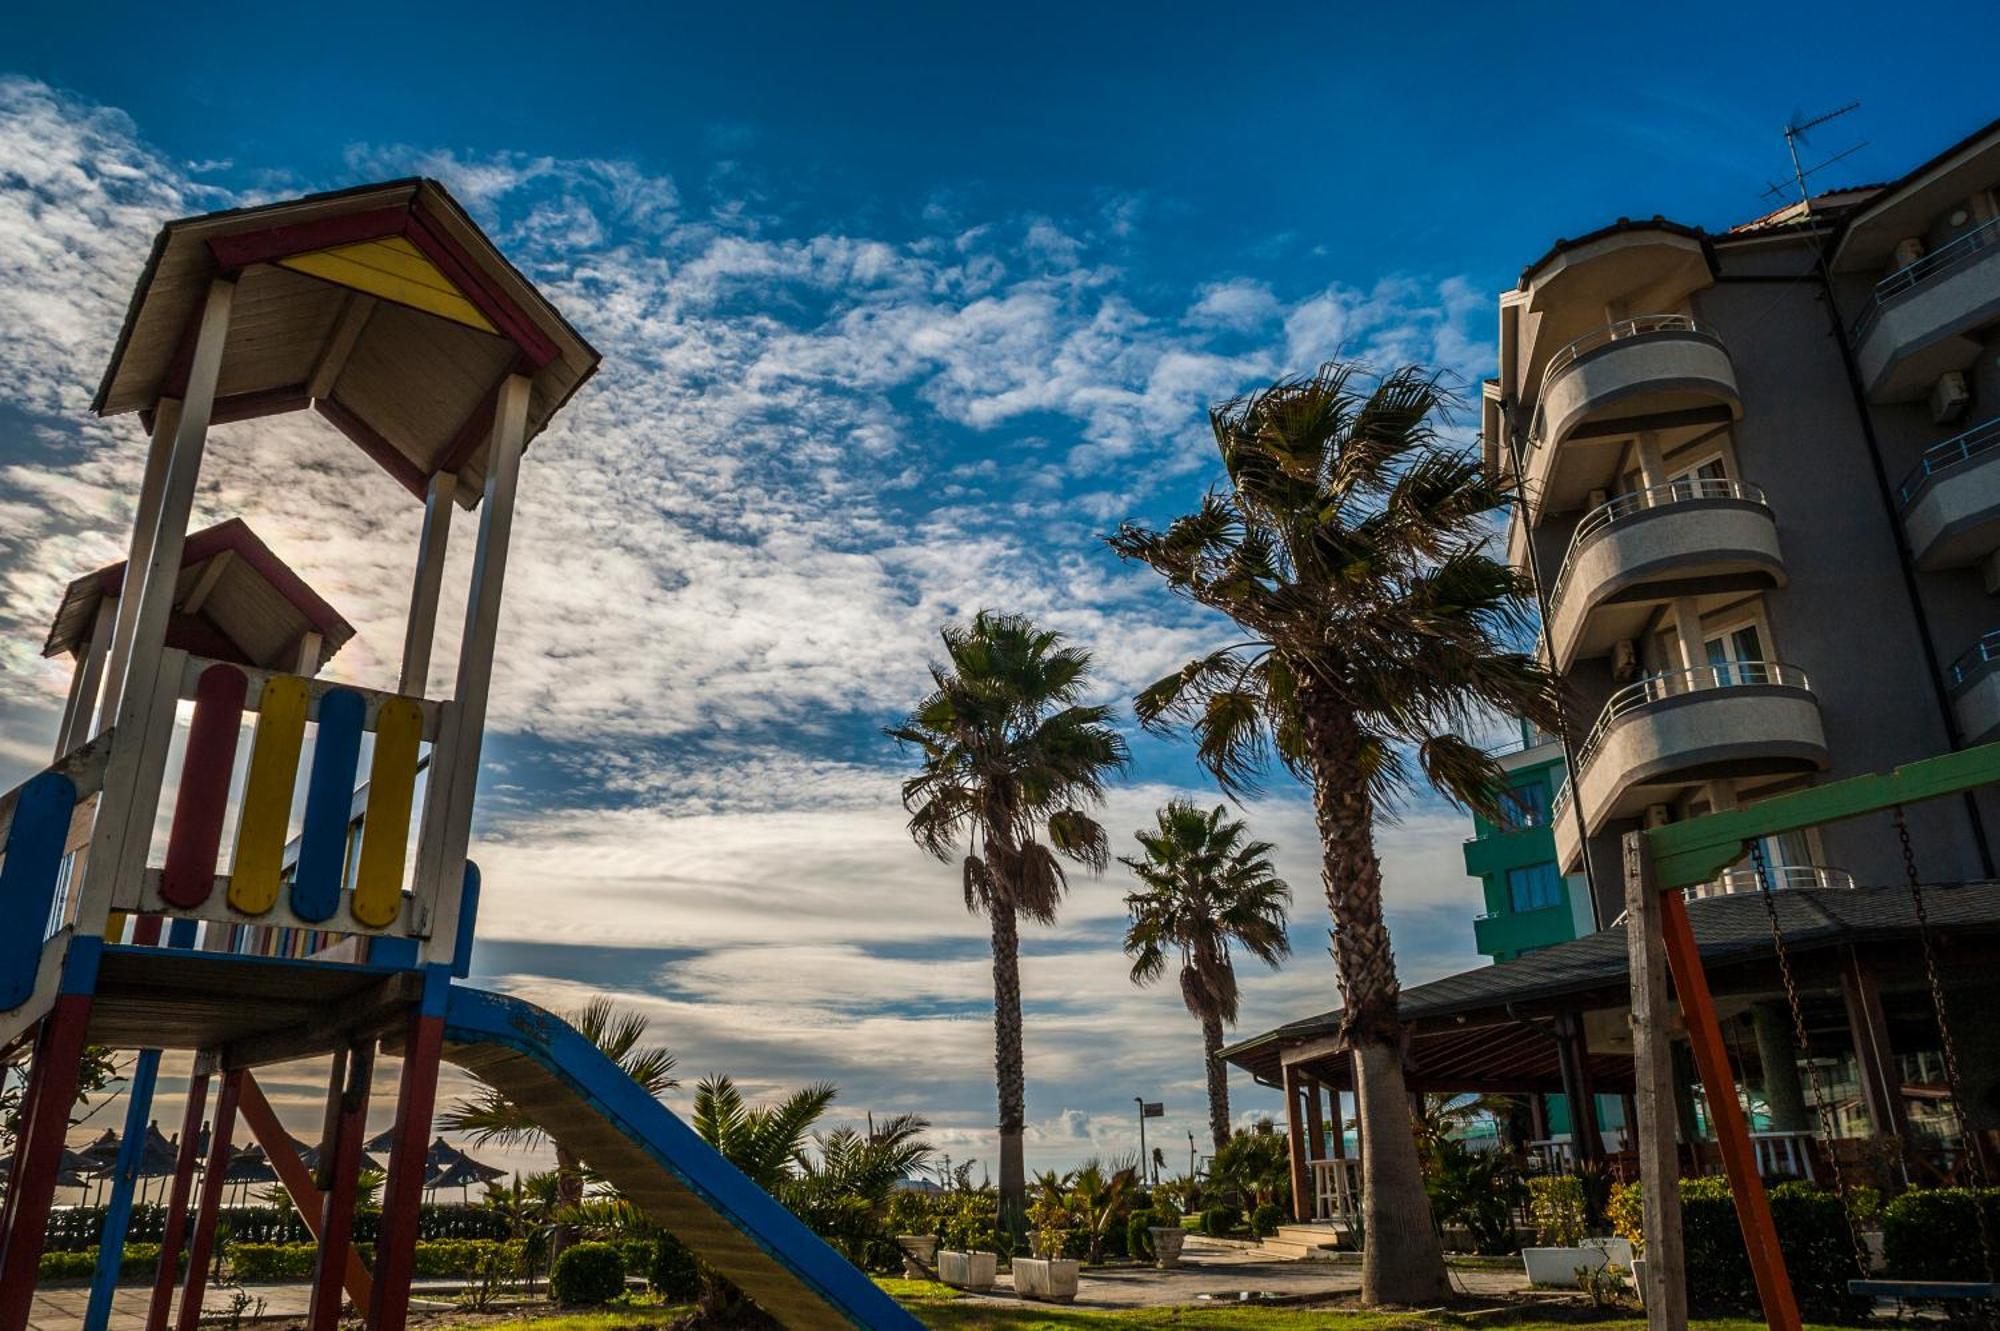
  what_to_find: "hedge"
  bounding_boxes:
[227,1239,526,1281]
[1882,1187,2000,1284]
[38,1244,181,1283]
[1615,1178,1864,1322]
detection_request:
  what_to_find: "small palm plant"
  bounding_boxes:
[1108,363,1560,1305]
[1068,1160,1139,1265]
[440,997,676,1254]
[889,611,1128,1233]
[1122,800,1290,1151]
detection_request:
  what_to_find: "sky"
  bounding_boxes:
[2,3,1998,1183]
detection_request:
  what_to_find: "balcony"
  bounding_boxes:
[1544,479,1786,671]
[1551,663,1829,870]
[1949,629,2000,743]
[1850,216,2000,402]
[1684,864,1856,901]
[1899,416,2000,570]
[1524,316,1743,519]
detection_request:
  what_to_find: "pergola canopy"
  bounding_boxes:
[42,518,353,673]
[93,178,600,508]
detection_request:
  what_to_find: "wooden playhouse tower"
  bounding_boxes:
[0,180,923,1331]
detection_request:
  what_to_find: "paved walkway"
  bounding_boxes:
[26,1285,456,1331]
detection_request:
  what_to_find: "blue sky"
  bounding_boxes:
[2,4,1998,1177]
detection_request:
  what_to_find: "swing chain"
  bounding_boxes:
[1892,807,1988,1189]
[1748,836,1873,1279]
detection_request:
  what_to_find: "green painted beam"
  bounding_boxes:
[1644,741,2000,889]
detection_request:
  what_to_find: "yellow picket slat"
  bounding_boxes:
[228,675,309,915]
[351,696,423,928]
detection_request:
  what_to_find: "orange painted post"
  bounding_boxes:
[235,1073,373,1306]
[173,1069,240,1331]
[1658,889,1801,1331]
[146,1062,210,1331]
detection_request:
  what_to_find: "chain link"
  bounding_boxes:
[1746,836,1873,1279]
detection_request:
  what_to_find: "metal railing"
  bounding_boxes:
[1685,864,1856,900]
[1948,628,2000,690]
[1571,661,1813,779]
[1310,1158,1361,1222]
[1851,214,2000,344]
[1530,314,1711,448]
[1546,478,1769,615]
[1898,415,2000,507]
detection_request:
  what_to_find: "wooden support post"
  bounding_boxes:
[56,597,117,759]
[1840,949,1909,1146]
[174,1070,240,1331]
[0,994,95,1331]
[1283,1062,1310,1222]
[1329,1088,1347,1159]
[308,1042,375,1331]
[1554,1011,1605,1166]
[1659,886,1801,1331]
[1304,1079,1326,1163]
[146,1059,210,1331]
[370,991,446,1331]
[400,471,456,697]
[97,401,182,735]
[416,375,529,961]
[233,1073,371,1306]
[1625,830,1687,1330]
[85,1047,163,1331]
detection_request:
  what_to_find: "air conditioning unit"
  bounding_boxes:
[1932,371,1972,425]
[1891,237,1927,273]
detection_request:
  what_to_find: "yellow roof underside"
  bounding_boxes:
[277,235,498,334]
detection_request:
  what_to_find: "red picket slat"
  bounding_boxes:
[159,664,248,908]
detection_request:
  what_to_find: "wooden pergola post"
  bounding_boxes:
[1625,831,1687,1329]
[1840,949,1909,1146]
[1282,1063,1310,1222]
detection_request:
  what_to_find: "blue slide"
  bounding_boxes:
[441,986,926,1331]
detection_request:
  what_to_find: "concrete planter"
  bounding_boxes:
[1149,1226,1187,1269]
[895,1235,938,1279]
[1863,1230,1885,1272]
[1012,1256,1080,1302]
[1522,1245,1609,1288]
[937,1249,996,1291]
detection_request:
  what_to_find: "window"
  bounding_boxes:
[1704,622,1771,686]
[1507,861,1565,913]
[1494,779,1552,831]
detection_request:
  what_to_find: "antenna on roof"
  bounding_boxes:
[1761,102,1868,216]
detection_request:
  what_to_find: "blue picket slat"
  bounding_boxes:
[290,690,364,924]
[0,771,79,1010]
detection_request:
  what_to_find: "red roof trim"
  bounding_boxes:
[312,399,429,501]
[403,207,559,368]
[205,207,411,272]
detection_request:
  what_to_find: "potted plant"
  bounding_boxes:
[1148,1206,1188,1269]
[1521,1176,1612,1288]
[1017,1174,1082,1301]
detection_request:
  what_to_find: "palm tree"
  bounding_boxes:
[888,611,1128,1233]
[1123,800,1290,1153]
[1107,363,1560,1305]
[440,996,677,1255]
[690,1075,839,1193]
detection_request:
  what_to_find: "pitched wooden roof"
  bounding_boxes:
[93,179,600,508]
[42,518,354,673]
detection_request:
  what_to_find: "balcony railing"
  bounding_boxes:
[1685,864,1856,900]
[1949,629,2000,690]
[1530,314,1710,447]
[1572,661,1813,779]
[1852,214,2000,344]
[1546,478,1769,615]
[1898,416,2000,507]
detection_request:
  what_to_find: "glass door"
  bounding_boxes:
[1704,622,1768,687]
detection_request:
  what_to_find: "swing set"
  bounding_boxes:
[1623,741,2000,1331]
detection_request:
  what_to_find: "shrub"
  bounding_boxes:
[550,1241,628,1306]
[1426,1140,1525,1254]
[1250,1202,1286,1238]
[1883,1187,2000,1284]
[38,1249,96,1280]
[1199,1204,1240,1237]
[1620,1177,1864,1322]
[228,1243,319,1280]
[649,1233,702,1301]
[1126,1212,1154,1262]
[1528,1175,1588,1247]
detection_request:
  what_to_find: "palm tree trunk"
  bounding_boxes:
[1199,1003,1231,1152]
[1299,693,1449,1305]
[551,1142,585,1262]
[990,896,1028,1236]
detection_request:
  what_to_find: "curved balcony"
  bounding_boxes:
[1524,316,1743,518]
[1950,629,2000,743]
[1551,663,1829,870]
[1899,416,2000,570]
[1851,216,2000,402]
[1685,864,1856,901]
[1544,479,1786,671]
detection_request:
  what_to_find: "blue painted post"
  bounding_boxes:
[85,1049,163,1331]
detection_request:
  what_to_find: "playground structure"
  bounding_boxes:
[0,180,920,1331]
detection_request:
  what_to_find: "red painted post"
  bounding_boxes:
[174,1069,242,1331]
[1659,889,1801,1331]
[0,994,94,1331]
[146,1061,211,1331]
[370,1013,445,1331]
[307,1042,375,1331]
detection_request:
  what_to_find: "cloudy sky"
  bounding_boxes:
[4,6,1996,1180]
